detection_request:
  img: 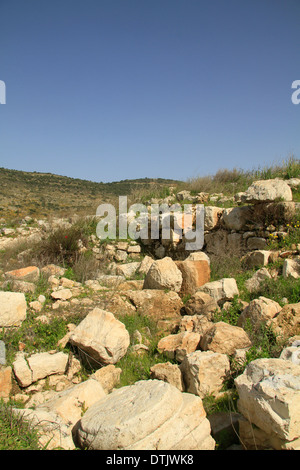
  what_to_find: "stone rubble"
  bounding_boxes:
[0,177,300,450]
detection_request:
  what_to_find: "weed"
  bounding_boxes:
[213,296,244,326]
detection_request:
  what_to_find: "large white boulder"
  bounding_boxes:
[197,278,239,305]
[143,257,183,292]
[241,179,293,204]
[13,351,69,388]
[237,296,282,331]
[235,358,300,443]
[69,308,130,366]
[75,379,215,450]
[180,351,230,398]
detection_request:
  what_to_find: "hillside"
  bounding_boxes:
[0,167,182,220]
[0,159,300,450]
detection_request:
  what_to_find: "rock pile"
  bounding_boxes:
[1,177,300,450]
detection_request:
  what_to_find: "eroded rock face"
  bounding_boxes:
[75,379,215,450]
[69,308,130,366]
[235,358,300,443]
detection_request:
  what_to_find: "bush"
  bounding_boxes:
[36,225,88,266]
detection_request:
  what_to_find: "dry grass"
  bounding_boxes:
[186,155,300,196]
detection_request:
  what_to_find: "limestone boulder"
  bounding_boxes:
[123,289,182,325]
[197,278,239,305]
[241,179,293,204]
[69,308,130,366]
[27,351,69,383]
[235,358,300,442]
[4,266,40,283]
[242,250,271,268]
[176,260,210,296]
[0,366,12,399]
[39,379,107,427]
[244,267,272,293]
[238,415,300,450]
[204,206,223,231]
[41,264,66,277]
[51,288,73,301]
[247,237,267,250]
[116,262,140,278]
[282,258,300,279]
[150,362,184,391]
[200,322,252,355]
[12,407,75,450]
[91,365,122,393]
[271,303,300,340]
[237,296,282,331]
[280,340,300,365]
[75,379,215,450]
[1,279,35,294]
[137,255,154,276]
[222,206,253,231]
[179,315,214,337]
[143,257,183,292]
[185,251,210,265]
[13,351,69,388]
[184,291,220,319]
[180,351,230,398]
[0,291,27,327]
[157,331,201,362]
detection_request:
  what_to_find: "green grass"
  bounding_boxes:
[0,313,69,364]
[249,275,300,306]
[213,296,245,326]
[0,400,41,450]
[115,311,172,387]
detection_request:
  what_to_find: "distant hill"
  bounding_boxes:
[0,167,182,220]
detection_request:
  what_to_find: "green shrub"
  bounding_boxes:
[36,224,88,266]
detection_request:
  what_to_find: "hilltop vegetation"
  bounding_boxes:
[0,167,181,220]
[1,156,299,221]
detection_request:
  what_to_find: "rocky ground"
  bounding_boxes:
[0,177,300,450]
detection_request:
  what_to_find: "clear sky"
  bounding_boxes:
[0,0,299,183]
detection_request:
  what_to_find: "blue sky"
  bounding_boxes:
[0,0,299,183]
